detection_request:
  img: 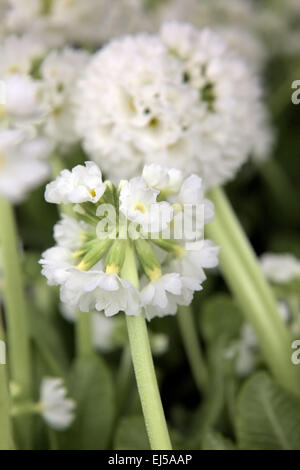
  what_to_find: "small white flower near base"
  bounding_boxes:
[260,253,300,284]
[40,378,75,431]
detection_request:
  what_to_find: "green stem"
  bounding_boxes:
[75,311,94,359]
[0,314,14,449]
[0,198,32,447]
[121,242,172,450]
[48,429,59,450]
[206,187,300,396]
[177,306,208,394]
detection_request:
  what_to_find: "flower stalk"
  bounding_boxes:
[177,305,208,394]
[121,242,172,450]
[0,316,14,449]
[0,197,32,447]
[76,310,94,359]
[206,187,300,397]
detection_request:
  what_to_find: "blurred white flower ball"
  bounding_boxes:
[76,23,273,188]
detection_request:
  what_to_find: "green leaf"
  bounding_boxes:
[58,355,115,450]
[202,431,236,450]
[200,294,243,344]
[29,304,69,377]
[236,372,300,450]
[114,416,150,450]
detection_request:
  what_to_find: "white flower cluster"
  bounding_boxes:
[158,0,267,73]
[40,162,219,320]
[0,34,52,202]
[39,377,75,431]
[159,0,300,62]
[2,0,156,47]
[260,253,300,285]
[0,32,90,202]
[76,23,273,188]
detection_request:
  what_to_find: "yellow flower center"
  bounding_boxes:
[7,65,21,74]
[89,189,96,198]
[106,264,120,275]
[134,202,146,214]
[0,105,6,119]
[148,267,162,282]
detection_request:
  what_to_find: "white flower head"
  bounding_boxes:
[40,378,75,431]
[39,246,74,286]
[1,74,46,123]
[45,161,106,204]
[60,269,141,318]
[0,128,52,203]
[260,253,300,284]
[159,21,273,187]
[75,33,200,181]
[40,47,91,145]
[141,273,202,320]
[119,177,173,233]
[142,164,183,194]
[54,215,89,251]
[41,163,218,320]
[0,33,46,76]
[169,240,219,283]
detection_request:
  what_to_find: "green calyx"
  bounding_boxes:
[105,240,127,275]
[135,238,162,281]
[75,238,113,271]
[152,238,185,258]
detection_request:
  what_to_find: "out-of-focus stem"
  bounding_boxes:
[206,187,300,397]
[0,198,32,448]
[177,306,208,394]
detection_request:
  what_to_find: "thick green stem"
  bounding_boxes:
[0,315,14,449]
[76,311,94,359]
[177,306,208,394]
[0,198,32,447]
[121,242,172,450]
[206,187,300,396]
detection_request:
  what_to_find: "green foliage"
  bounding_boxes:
[202,431,236,450]
[57,356,115,450]
[114,416,150,450]
[236,372,300,450]
[200,294,244,343]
